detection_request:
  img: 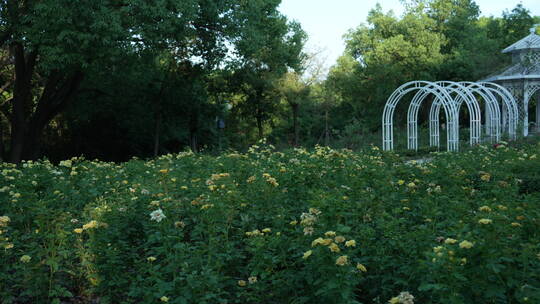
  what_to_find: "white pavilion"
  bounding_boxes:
[484,25,540,136]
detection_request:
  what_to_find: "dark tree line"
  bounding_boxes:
[0,0,538,162]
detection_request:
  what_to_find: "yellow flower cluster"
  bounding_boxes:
[262,173,279,187]
[459,240,474,249]
[82,220,99,230]
[0,216,10,227]
[200,204,214,210]
[299,208,320,235]
[478,218,492,225]
[210,173,230,180]
[245,229,272,237]
[478,206,492,212]
[444,238,457,244]
[237,276,258,287]
[20,255,31,263]
[335,255,348,266]
[356,263,367,272]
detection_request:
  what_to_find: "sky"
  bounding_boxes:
[278,0,540,70]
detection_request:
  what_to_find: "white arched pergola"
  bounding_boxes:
[382,81,459,152]
[478,82,519,140]
[429,81,482,148]
[382,80,519,152]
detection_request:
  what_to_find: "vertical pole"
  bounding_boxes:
[536,93,540,133]
[524,89,529,137]
[502,104,507,134]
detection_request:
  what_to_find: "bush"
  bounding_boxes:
[1,141,539,303]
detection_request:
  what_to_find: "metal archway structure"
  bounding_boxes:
[478,82,519,140]
[429,81,482,148]
[382,81,459,152]
[382,80,520,152]
[459,81,501,143]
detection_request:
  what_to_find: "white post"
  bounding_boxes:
[536,93,540,133]
[502,104,507,133]
[524,89,529,137]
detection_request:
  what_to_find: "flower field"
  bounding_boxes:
[1,141,540,304]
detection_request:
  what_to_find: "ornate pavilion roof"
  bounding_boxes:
[483,26,540,82]
[502,28,540,54]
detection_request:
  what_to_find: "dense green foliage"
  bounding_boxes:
[1,139,540,303]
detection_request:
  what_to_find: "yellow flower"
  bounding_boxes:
[308,208,321,215]
[74,228,83,234]
[516,215,525,221]
[407,182,416,188]
[444,238,457,244]
[345,240,356,247]
[4,243,13,249]
[159,169,169,174]
[478,218,492,225]
[497,205,507,210]
[82,220,98,230]
[0,216,10,226]
[248,276,257,284]
[478,206,492,212]
[262,228,271,233]
[480,173,491,181]
[397,180,405,185]
[511,222,521,227]
[324,231,336,237]
[147,256,157,262]
[335,255,348,266]
[321,238,333,246]
[459,240,474,249]
[433,246,443,253]
[356,263,367,272]
[329,243,340,253]
[460,258,467,265]
[20,255,31,263]
[334,236,346,243]
[311,238,324,247]
[289,220,298,225]
[238,280,247,287]
[200,204,214,210]
[303,250,313,259]
[389,297,400,304]
[160,296,169,302]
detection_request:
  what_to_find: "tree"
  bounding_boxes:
[0,0,306,162]
[501,4,536,46]
[228,1,306,140]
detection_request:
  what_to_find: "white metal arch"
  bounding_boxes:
[383,81,459,151]
[430,81,482,147]
[523,84,540,136]
[478,82,519,140]
[459,81,501,143]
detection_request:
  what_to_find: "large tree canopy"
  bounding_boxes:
[0,0,305,162]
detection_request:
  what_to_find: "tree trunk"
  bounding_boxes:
[22,71,84,160]
[256,114,263,139]
[324,108,329,146]
[153,110,161,157]
[8,42,83,162]
[0,118,4,161]
[153,83,165,158]
[291,102,299,146]
[189,111,198,153]
[9,43,36,163]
